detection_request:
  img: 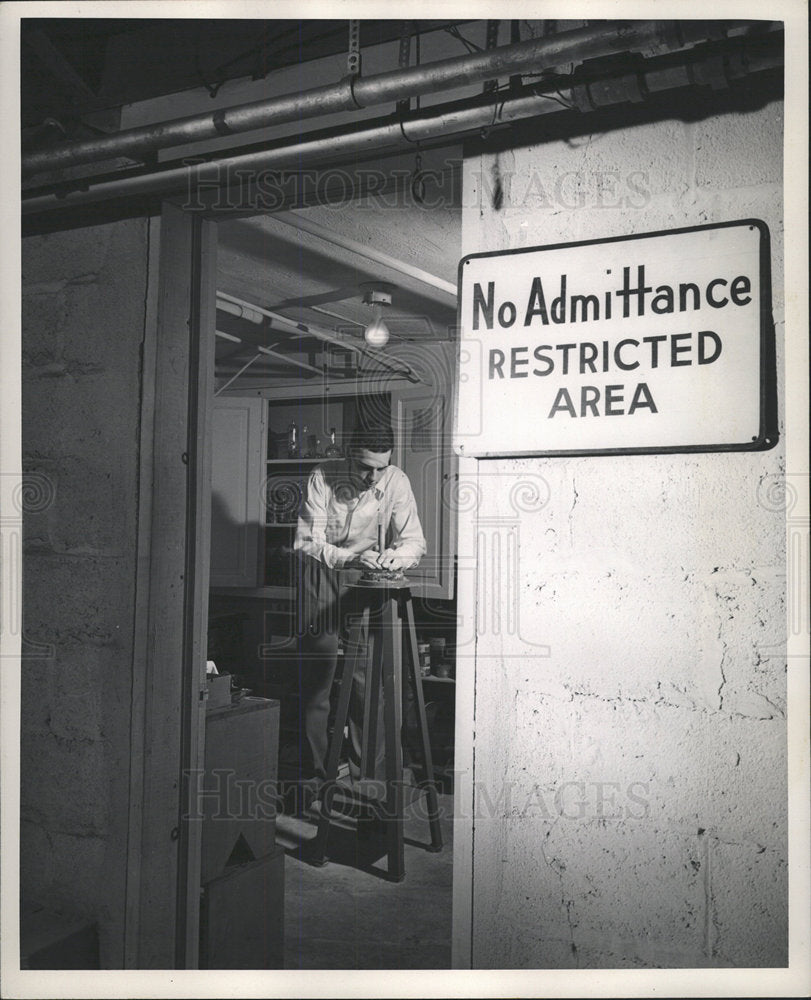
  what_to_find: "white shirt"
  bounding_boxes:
[294,460,427,570]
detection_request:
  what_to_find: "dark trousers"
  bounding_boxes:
[297,556,387,785]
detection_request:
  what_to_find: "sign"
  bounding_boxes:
[453,220,776,457]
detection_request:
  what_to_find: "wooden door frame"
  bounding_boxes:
[125,184,461,968]
[127,202,216,968]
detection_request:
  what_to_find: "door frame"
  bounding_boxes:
[127,179,461,967]
[127,202,216,967]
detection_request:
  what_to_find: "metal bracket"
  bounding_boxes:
[483,20,501,93]
[397,21,413,117]
[347,20,361,76]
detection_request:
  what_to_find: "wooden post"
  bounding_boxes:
[127,203,216,968]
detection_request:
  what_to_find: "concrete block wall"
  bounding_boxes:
[459,97,786,967]
[21,218,149,967]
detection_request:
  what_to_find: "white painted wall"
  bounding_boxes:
[454,97,786,968]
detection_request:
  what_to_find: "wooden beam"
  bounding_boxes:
[179,210,217,969]
[129,203,213,968]
[24,29,101,108]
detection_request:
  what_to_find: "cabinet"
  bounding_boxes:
[210,343,456,599]
[210,396,265,588]
[199,697,284,969]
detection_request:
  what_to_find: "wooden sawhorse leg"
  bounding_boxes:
[399,591,443,853]
[309,600,370,867]
[310,584,443,880]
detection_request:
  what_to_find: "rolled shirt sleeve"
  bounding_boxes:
[387,468,427,569]
[294,468,355,569]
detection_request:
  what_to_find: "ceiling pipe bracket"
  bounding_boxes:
[21,20,757,178]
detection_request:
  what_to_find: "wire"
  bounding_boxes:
[535,88,578,111]
[443,25,482,54]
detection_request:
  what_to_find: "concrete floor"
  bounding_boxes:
[276,787,454,969]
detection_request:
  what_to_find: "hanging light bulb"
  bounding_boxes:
[361,282,393,348]
[364,304,390,347]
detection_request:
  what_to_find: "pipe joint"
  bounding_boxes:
[344,73,365,111]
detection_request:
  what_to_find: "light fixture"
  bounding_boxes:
[361,282,393,347]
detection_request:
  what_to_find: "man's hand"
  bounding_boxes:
[378,549,407,572]
[349,548,382,570]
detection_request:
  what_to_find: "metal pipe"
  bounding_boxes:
[214,352,262,396]
[216,298,264,323]
[309,305,364,328]
[22,32,782,219]
[22,20,714,177]
[257,343,324,376]
[214,332,325,393]
[216,292,421,383]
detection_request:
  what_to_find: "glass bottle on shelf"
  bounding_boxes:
[286,421,299,458]
[301,425,311,458]
[325,427,342,459]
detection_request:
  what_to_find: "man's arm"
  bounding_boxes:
[379,470,427,571]
[294,468,381,569]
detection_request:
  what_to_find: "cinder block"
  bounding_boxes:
[21,291,70,363]
[23,552,133,646]
[21,732,110,836]
[20,823,107,915]
[22,228,112,284]
[23,454,136,555]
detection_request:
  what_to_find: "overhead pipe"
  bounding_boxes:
[214,352,263,396]
[217,292,422,384]
[22,30,783,219]
[22,20,745,177]
[215,297,265,324]
[213,327,325,394]
[254,343,324,376]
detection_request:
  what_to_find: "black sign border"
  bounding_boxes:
[454,218,778,458]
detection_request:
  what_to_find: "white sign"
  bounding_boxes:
[453,221,775,457]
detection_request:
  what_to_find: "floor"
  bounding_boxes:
[276,784,454,969]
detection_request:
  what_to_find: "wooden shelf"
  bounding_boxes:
[210,585,293,599]
[422,674,455,684]
[266,458,342,465]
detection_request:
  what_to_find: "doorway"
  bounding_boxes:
[199,171,462,967]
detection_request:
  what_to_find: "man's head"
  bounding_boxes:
[348,424,394,490]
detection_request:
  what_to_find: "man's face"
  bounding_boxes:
[349,448,392,491]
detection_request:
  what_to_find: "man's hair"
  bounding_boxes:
[349,423,395,453]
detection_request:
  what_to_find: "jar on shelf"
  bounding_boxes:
[417,641,431,677]
[286,421,299,458]
[325,427,342,459]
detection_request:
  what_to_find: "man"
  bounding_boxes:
[293,422,426,788]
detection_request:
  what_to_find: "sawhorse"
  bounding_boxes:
[309,579,443,881]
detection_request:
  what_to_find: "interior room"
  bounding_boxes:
[205,193,461,968]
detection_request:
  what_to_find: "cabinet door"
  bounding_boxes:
[210,397,265,587]
[393,375,456,600]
